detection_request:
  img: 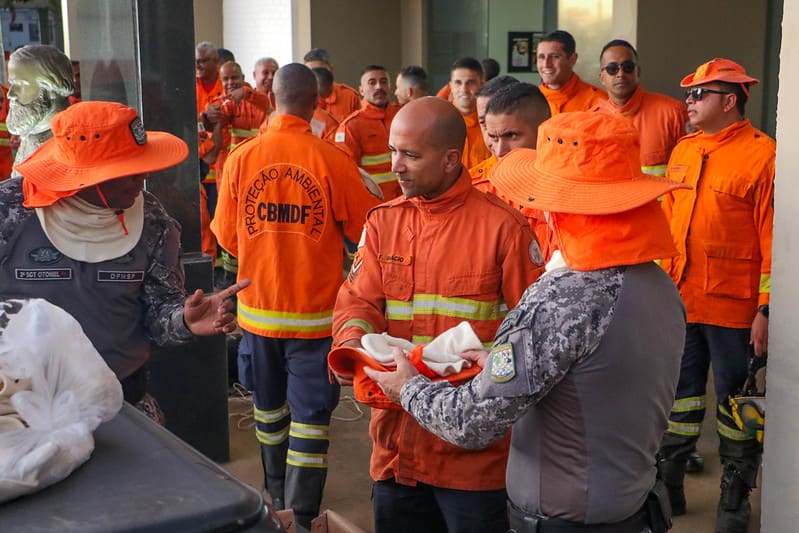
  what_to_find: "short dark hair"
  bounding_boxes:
[217,47,235,64]
[303,48,331,65]
[476,75,519,98]
[540,30,576,56]
[361,64,387,76]
[481,58,500,81]
[399,65,428,93]
[599,39,638,61]
[718,81,749,115]
[485,82,551,121]
[311,66,334,93]
[451,57,483,78]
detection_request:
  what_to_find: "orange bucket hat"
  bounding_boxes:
[490,111,689,215]
[17,101,188,206]
[328,346,481,410]
[680,58,759,88]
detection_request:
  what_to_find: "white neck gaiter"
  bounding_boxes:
[35,193,144,263]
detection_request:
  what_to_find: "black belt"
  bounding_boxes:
[507,500,649,533]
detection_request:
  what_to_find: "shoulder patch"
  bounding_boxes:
[489,343,516,383]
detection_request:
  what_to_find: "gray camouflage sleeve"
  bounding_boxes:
[400,268,623,450]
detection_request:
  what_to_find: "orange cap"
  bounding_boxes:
[17,101,188,202]
[680,58,759,88]
[490,112,689,215]
[328,346,482,410]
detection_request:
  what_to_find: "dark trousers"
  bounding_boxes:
[372,478,509,533]
[662,323,761,460]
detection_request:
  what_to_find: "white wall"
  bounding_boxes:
[222,0,294,85]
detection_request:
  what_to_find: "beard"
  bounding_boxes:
[8,91,54,135]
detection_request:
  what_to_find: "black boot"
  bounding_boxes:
[659,457,687,516]
[285,465,328,530]
[260,441,288,510]
[716,461,757,533]
[686,449,705,474]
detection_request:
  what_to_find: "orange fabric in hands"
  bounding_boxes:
[539,73,607,115]
[661,119,774,327]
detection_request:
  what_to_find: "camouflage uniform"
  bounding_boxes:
[401,262,685,525]
[0,178,191,385]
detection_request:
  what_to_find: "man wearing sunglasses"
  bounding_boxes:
[657,59,774,533]
[535,30,606,115]
[596,40,687,177]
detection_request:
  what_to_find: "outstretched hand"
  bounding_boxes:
[363,347,419,403]
[183,279,251,336]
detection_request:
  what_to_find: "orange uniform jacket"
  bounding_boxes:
[661,119,774,328]
[539,74,607,115]
[310,107,339,141]
[470,156,553,261]
[462,111,492,170]
[214,89,272,177]
[333,169,541,490]
[197,77,225,183]
[597,85,687,176]
[212,114,380,338]
[320,82,361,122]
[336,101,402,201]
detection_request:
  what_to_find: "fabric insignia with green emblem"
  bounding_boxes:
[490,343,515,383]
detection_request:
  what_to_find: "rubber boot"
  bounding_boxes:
[686,448,705,474]
[260,441,288,510]
[659,457,687,516]
[716,461,757,533]
[285,465,328,530]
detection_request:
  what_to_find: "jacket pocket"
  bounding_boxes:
[708,174,752,203]
[383,261,413,301]
[703,242,756,299]
[443,268,501,298]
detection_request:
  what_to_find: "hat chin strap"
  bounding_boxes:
[94,184,129,236]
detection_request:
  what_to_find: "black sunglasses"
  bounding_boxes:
[602,60,636,75]
[684,87,731,101]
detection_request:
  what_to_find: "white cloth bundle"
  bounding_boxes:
[0,298,123,502]
[360,321,484,377]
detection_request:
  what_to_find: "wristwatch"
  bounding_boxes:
[758,304,769,319]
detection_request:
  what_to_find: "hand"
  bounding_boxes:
[460,349,490,368]
[363,347,419,403]
[204,103,222,124]
[750,310,768,357]
[330,339,361,386]
[183,279,250,336]
[228,87,246,103]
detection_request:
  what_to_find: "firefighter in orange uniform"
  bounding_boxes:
[448,57,492,169]
[336,65,401,201]
[596,40,687,177]
[536,30,606,115]
[469,75,520,184]
[303,48,361,121]
[657,58,773,533]
[211,64,379,530]
[332,96,542,533]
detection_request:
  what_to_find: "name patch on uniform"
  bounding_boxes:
[97,270,145,282]
[16,268,72,280]
[243,164,328,242]
[377,253,412,266]
[489,343,516,383]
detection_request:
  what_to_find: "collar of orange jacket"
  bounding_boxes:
[600,84,644,116]
[551,200,678,271]
[539,72,583,104]
[692,118,752,147]
[267,113,313,134]
[402,167,472,214]
[359,100,401,121]
[461,110,479,127]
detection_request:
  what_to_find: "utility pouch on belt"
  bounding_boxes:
[646,479,672,533]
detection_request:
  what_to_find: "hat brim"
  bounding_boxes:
[16,131,189,191]
[680,72,759,87]
[491,148,690,215]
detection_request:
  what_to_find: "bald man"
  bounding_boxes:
[332,97,542,533]
[211,63,379,529]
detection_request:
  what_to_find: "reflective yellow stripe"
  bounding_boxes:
[0,123,7,132]
[667,420,701,437]
[256,426,289,445]
[238,302,333,333]
[221,251,238,273]
[254,403,290,424]
[289,422,329,441]
[386,294,508,321]
[717,419,753,441]
[759,274,770,294]
[231,127,259,138]
[339,319,375,335]
[287,450,328,468]
[368,171,396,184]
[641,164,667,176]
[671,395,706,413]
[360,152,391,166]
[0,139,9,146]
[203,168,217,182]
